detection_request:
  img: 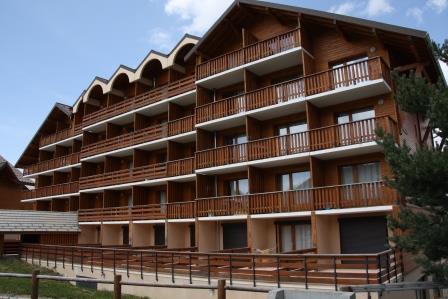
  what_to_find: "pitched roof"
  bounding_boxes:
[0,210,79,233]
[0,155,33,185]
[15,103,74,168]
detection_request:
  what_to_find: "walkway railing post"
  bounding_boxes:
[126,250,130,278]
[31,270,39,299]
[252,255,256,287]
[140,251,143,280]
[229,255,233,286]
[91,247,94,273]
[365,256,369,284]
[189,253,192,284]
[304,255,308,289]
[276,256,280,288]
[333,256,337,291]
[62,247,65,269]
[113,274,122,299]
[155,251,158,281]
[217,279,226,299]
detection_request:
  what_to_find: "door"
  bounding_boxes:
[278,222,312,252]
[339,216,388,254]
[278,121,308,154]
[222,222,247,249]
[337,108,375,145]
[122,226,129,245]
[332,56,369,88]
[340,162,380,205]
[227,178,249,214]
[154,225,165,246]
[278,171,312,209]
[226,134,247,163]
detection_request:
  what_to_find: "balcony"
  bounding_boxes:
[195,57,391,128]
[196,29,300,85]
[196,116,397,170]
[39,126,82,148]
[81,115,195,159]
[82,76,195,128]
[23,181,79,201]
[78,201,196,222]
[79,157,195,190]
[197,181,398,217]
[23,152,80,176]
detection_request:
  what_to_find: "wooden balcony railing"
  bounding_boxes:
[196,57,390,124]
[79,157,195,190]
[81,116,195,159]
[167,157,195,177]
[39,126,79,148]
[81,124,167,159]
[23,152,80,176]
[78,201,195,222]
[196,116,396,169]
[79,163,167,190]
[22,244,403,288]
[166,201,196,219]
[23,181,79,200]
[168,115,195,136]
[196,29,300,80]
[197,181,398,217]
[83,76,195,127]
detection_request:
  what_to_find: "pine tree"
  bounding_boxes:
[376,45,448,284]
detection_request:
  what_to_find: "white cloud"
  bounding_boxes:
[426,0,448,13]
[329,2,357,15]
[164,0,233,35]
[406,7,424,24]
[145,28,174,51]
[364,0,394,16]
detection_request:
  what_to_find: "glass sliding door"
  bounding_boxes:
[337,107,375,145]
[278,121,308,155]
[332,56,369,89]
[279,222,312,252]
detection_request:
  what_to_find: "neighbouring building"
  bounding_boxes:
[14,0,443,289]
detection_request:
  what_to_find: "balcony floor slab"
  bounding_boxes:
[196,47,303,89]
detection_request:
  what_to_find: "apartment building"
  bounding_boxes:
[16,0,440,274]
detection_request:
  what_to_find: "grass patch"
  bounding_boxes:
[0,258,147,299]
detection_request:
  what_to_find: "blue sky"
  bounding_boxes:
[0,0,447,165]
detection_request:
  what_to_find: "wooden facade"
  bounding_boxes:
[15,0,440,273]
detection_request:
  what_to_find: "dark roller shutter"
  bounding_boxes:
[339,216,388,254]
[222,223,247,249]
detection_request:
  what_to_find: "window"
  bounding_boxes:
[340,162,381,204]
[340,162,380,184]
[332,56,369,88]
[279,171,311,191]
[159,190,167,213]
[278,171,312,209]
[227,179,249,196]
[225,134,247,162]
[226,134,247,145]
[278,222,312,252]
[278,121,308,136]
[278,121,309,154]
[337,108,375,145]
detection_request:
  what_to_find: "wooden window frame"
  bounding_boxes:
[226,178,249,196]
[276,170,311,191]
[338,161,380,185]
[275,220,311,253]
